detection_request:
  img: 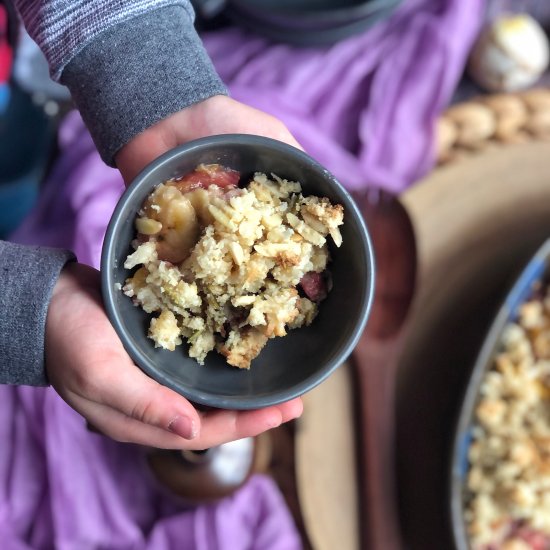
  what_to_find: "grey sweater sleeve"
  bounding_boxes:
[0,241,75,386]
[60,5,228,166]
[13,1,197,80]
[15,0,227,166]
[14,1,228,166]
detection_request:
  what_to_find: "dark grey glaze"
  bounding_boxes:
[101,134,374,410]
[225,0,403,46]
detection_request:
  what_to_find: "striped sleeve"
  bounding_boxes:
[12,0,194,80]
[12,1,228,165]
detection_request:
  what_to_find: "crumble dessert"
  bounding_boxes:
[122,163,344,369]
[465,280,550,550]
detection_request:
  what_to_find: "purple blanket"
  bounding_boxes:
[204,0,483,192]
[5,0,482,547]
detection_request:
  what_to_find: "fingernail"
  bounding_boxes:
[267,414,282,429]
[168,416,198,440]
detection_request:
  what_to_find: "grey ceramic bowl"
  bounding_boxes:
[101,134,374,409]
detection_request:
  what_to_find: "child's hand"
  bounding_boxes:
[45,262,303,449]
[115,95,302,184]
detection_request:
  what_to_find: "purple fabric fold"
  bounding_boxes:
[0,385,301,550]
[5,1,483,547]
[203,0,483,192]
[6,112,302,550]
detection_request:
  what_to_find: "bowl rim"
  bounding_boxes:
[101,133,375,409]
[229,0,402,24]
[448,237,550,549]
[225,0,402,46]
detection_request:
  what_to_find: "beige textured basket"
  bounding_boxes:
[436,88,550,164]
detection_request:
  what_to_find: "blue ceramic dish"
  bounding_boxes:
[450,238,550,549]
[101,134,375,409]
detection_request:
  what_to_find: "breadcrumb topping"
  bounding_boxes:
[466,282,550,549]
[122,167,344,369]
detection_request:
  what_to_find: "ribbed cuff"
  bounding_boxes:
[60,5,228,166]
[0,242,75,386]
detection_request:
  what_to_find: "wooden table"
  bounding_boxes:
[279,140,550,550]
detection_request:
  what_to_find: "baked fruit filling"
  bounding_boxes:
[122,163,344,369]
